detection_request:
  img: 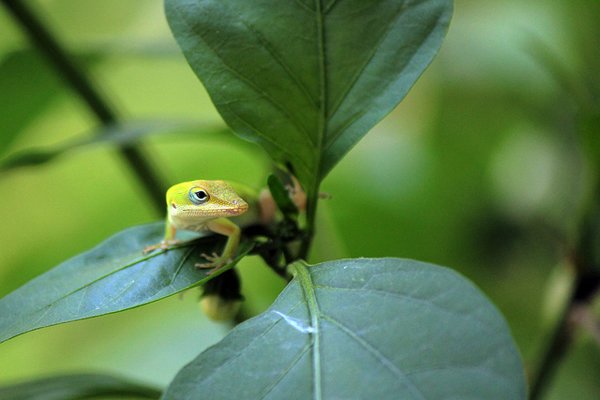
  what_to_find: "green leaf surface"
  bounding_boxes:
[163,258,526,400]
[0,373,161,400]
[0,51,62,156]
[0,223,252,343]
[165,0,453,193]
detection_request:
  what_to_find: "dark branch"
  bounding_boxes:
[529,195,600,399]
[1,0,166,214]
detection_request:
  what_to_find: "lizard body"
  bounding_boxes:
[144,180,263,272]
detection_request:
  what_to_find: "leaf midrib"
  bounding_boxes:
[173,3,316,142]
[313,0,327,190]
[0,249,171,340]
[293,262,322,400]
[323,4,409,152]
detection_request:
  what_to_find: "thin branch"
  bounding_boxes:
[1,0,166,215]
[529,197,600,399]
[529,280,576,400]
[571,304,600,347]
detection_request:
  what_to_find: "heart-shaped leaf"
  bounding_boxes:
[165,0,453,193]
[163,258,526,400]
[0,223,252,343]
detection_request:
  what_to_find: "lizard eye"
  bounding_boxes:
[189,188,209,205]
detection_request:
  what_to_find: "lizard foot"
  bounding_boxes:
[195,252,231,275]
[143,239,181,254]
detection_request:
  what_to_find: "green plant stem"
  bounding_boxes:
[1,0,165,215]
[298,0,326,261]
[299,189,317,260]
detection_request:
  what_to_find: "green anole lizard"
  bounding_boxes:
[143,178,305,320]
[143,179,304,273]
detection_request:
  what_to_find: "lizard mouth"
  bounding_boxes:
[180,204,248,217]
[226,204,249,215]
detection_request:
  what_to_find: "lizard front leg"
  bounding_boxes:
[196,218,241,273]
[143,220,181,254]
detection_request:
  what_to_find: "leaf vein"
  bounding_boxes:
[29,304,53,332]
[322,107,367,160]
[258,344,311,400]
[236,17,318,117]
[2,250,171,336]
[324,0,340,14]
[314,284,495,335]
[169,246,195,285]
[104,280,137,306]
[220,103,314,179]
[325,5,406,127]
[191,301,304,386]
[293,0,314,13]
[172,3,315,145]
[321,313,426,399]
[325,6,443,151]
[405,344,512,384]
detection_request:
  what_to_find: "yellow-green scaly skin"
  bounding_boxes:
[147,180,260,271]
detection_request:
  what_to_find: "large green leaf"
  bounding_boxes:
[163,258,526,400]
[165,0,453,193]
[0,373,161,400]
[0,223,252,343]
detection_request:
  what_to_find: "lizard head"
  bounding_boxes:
[166,180,249,219]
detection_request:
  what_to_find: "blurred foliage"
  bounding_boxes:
[0,373,161,400]
[0,0,599,398]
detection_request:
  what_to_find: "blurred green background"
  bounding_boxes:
[0,0,599,398]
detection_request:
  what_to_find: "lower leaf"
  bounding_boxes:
[163,258,526,400]
[0,223,252,343]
